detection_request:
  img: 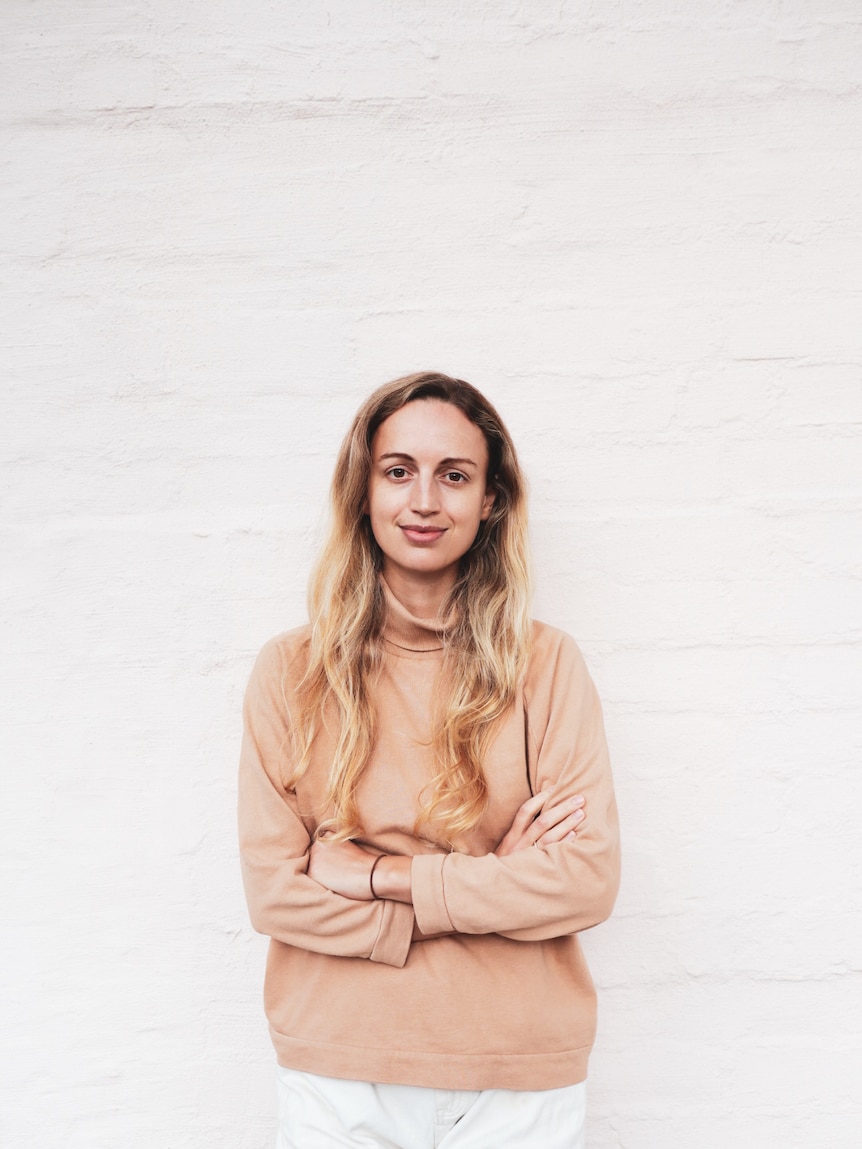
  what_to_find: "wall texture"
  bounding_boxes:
[2,2,861,1146]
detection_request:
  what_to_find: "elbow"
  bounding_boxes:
[583,792,620,927]
[587,880,618,929]
[580,842,621,929]
[240,859,294,938]
[244,888,277,937]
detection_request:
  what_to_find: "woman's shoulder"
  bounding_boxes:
[257,623,313,656]
[247,624,313,692]
[524,619,591,694]
[529,617,585,660]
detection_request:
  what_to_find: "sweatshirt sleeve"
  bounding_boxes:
[238,636,415,968]
[411,627,620,941]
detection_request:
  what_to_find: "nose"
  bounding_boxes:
[411,472,440,516]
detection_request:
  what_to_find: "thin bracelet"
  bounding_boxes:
[369,854,385,900]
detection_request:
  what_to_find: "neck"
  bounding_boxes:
[381,566,456,620]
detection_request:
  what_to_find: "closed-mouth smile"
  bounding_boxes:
[400,524,446,544]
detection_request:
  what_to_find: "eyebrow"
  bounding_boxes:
[377,452,479,469]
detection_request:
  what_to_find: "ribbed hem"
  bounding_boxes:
[368,899,415,967]
[271,1029,590,1092]
[411,853,453,936]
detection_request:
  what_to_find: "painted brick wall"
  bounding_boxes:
[2,3,860,1146]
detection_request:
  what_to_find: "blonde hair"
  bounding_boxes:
[292,372,532,845]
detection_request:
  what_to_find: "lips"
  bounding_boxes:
[399,525,446,545]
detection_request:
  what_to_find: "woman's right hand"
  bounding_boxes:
[494,787,586,856]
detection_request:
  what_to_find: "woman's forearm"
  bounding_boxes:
[370,854,413,903]
[364,788,586,906]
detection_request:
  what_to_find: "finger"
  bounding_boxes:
[528,795,585,844]
[508,787,556,837]
[539,793,584,820]
[535,807,586,847]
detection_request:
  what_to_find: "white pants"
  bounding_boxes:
[276,1065,586,1149]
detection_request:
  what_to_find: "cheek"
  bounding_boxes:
[366,482,396,525]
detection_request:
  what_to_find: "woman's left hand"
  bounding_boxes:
[494,788,586,856]
[307,835,380,901]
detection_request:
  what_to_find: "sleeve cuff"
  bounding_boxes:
[411,853,454,936]
[368,898,414,968]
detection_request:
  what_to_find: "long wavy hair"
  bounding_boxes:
[290,372,532,845]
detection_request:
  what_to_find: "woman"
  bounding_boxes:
[239,372,620,1148]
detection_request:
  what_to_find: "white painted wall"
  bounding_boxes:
[2,2,860,1146]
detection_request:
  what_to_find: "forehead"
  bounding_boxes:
[371,399,488,466]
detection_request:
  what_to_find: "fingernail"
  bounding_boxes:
[573,810,584,823]
[566,831,577,841]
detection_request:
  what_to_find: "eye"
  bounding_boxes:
[386,466,410,480]
[445,471,468,484]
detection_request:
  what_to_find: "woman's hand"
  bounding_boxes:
[307,836,380,901]
[494,787,586,856]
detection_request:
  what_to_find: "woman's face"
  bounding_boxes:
[367,399,495,596]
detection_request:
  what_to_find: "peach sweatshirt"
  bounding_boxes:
[238,583,620,1091]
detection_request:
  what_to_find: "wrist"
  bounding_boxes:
[370,855,413,904]
[368,854,385,900]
